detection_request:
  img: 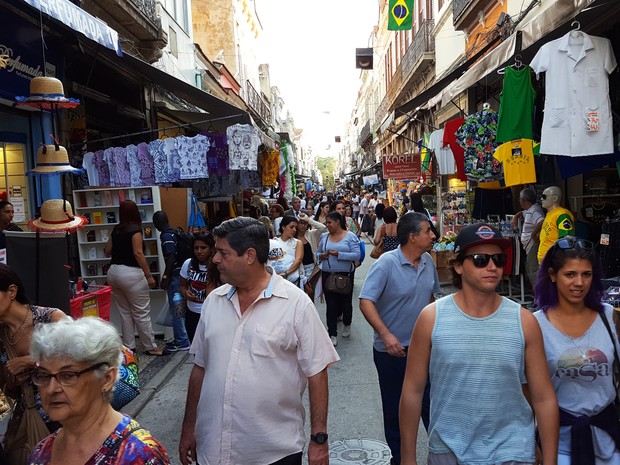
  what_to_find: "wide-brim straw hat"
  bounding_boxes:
[15,77,80,110]
[29,145,83,175]
[29,199,87,233]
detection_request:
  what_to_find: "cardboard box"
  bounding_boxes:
[430,250,454,269]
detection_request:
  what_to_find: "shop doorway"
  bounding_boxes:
[0,142,30,229]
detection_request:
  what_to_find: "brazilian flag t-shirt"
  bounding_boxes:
[537,207,575,263]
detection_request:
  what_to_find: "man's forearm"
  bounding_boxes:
[308,368,329,432]
[183,364,205,430]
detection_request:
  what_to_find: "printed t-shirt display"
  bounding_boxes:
[537,207,575,263]
[428,129,456,175]
[496,66,536,143]
[227,124,260,170]
[530,31,617,156]
[442,117,467,181]
[455,109,501,182]
[493,139,537,187]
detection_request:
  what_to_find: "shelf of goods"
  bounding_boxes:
[72,186,167,335]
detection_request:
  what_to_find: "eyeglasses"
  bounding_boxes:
[31,362,108,387]
[550,237,594,259]
[541,194,548,200]
[463,253,507,268]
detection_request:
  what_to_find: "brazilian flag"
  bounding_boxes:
[388,0,414,31]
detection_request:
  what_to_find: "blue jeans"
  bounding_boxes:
[374,348,430,464]
[167,273,189,346]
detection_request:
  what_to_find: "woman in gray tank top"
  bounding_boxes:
[534,236,620,465]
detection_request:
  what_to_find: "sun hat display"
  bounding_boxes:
[15,76,80,110]
[453,223,512,254]
[28,144,83,175]
[29,199,87,233]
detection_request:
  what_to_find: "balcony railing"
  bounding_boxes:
[245,80,272,124]
[402,19,435,78]
[128,0,157,25]
[453,0,474,23]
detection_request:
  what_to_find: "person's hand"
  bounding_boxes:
[381,333,406,357]
[319,252,329,261]
[298,212,308,221]
[179,427,197,465]
[328,250,339,256]
[307,441,329,465]
[147,276,156,288]
[185,289,197,302]
[6,355,35,384]
[160,276,170,290]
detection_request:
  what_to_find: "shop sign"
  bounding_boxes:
[22,0,123,56]
[382,153,421,181]
[363,174,379,186]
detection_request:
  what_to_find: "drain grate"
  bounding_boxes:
[327,439,391,464]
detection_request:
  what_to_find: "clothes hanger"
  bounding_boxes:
[571,20,581,30]
[497,54,524,74]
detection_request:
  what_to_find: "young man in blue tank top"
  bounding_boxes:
[400,223,559,465]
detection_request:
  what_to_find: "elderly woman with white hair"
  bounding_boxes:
[28,317,170,464]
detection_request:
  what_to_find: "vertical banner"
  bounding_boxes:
[388,0,414,31]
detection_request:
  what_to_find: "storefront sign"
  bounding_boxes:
[363,174,379,186]
[21,0,123,56]
[382,153,421,181]
[9,197,26,223]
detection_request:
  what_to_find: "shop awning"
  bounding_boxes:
[121,53,249,119]
[21,0,122,56]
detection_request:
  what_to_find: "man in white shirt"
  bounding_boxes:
[180,217,339,465]
[368,192,378,213]
[351,191,361,220]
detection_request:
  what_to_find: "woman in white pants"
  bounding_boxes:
[105,200,168,356]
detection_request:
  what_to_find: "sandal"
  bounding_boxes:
[144,348,171,356]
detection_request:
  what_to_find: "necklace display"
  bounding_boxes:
[4,305,32,346]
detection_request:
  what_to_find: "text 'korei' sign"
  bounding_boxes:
[382,153,421,181]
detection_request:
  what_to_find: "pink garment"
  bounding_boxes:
[136,142,155,186]
[114,147,131,186]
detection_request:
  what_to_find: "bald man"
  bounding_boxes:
[537,186,575,263]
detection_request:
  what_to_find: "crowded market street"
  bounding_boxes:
[126,235,431,465]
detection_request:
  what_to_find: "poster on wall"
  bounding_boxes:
[382,153,421,181]
[9,197,25,223]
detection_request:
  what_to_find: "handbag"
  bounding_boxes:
[188,194,206,231]
[1,335,50,465]
[319,234,354,295]
[370,237,384,259]
[111,346,140,410]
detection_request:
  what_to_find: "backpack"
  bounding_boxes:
[174,229,195,267]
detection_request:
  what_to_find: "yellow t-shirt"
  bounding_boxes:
[493,139,537,187]
[537,207,575,263]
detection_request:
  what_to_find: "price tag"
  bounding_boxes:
[600,233,610,246]
[587,111,599,131]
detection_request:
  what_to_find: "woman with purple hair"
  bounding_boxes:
[534,236,620,465]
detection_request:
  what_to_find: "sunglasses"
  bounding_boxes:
[541,194,548,200]
[464,253,507,268]
[550,237,594,259]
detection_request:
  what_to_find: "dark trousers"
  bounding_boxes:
[185,310,201,343]
[269,452,302,465]
[374,348,431,464]
[322,271,353,337]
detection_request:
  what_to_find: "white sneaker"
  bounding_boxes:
[331,336,338,347]
[342,325,351,338]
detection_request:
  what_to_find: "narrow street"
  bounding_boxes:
[130,235,430,465]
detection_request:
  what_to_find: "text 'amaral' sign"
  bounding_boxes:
[382,153,421,181]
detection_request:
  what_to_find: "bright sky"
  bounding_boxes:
[255,0,379,157]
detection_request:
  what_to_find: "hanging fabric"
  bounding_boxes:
[177,135,210,179]
[455,109,501,182]
[496,66,536,143]
[226,124,260,170]
[204,131,230,175]
[188,195,206,231]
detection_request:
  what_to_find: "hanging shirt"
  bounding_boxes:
[177,134,210,179]
[420,132,432,173]
[94,150,110,186]
[150,139,171,184]
[103,147,117,186]
[113,147,131,186]
[455,109,502,182]
[163,137,181,182]
[428,129,456,175]
[260,150,280,186]
[137,142,155,186]
[82,152,99,186]
[537,207,575,263]
[530,31,617,156]
[126,144,142,187]
[496,66,536,143]
[204,131,230,175]
[227,124,260,170]
[493,139,537,187]
[442,117,467,181]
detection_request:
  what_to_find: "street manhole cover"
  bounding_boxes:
[328,438,391,464]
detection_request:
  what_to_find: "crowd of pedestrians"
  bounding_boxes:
[1,188,619,465]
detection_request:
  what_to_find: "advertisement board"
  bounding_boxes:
[382,153,421,181]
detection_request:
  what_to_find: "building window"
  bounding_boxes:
[169,26,178,57]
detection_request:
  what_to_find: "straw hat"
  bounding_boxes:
[15,77,80,110]
[29,145,83,175]
[29,199,87,233]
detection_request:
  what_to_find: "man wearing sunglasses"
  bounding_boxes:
[400,223,559,465]
[537,186,575,264]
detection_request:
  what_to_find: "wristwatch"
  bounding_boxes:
[310,432,328,445]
